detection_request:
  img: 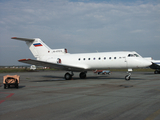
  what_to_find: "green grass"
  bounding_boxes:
[0,68,31,73]
[0,68,154,73]
[110,68,154,72]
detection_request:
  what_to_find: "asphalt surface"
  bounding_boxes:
[0,71,160,120]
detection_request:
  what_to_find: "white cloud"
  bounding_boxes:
[0,0,160,65]
[130,29,145,33]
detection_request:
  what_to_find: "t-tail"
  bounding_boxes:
[11,37,68,60]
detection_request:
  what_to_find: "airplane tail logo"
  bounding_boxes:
[33,43,43,47]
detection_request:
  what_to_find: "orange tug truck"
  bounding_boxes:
[3,75,20,89]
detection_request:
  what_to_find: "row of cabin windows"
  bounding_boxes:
[78,57,125,61]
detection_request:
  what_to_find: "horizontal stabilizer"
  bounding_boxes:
[11,37,35,41]
[18,59,85,71]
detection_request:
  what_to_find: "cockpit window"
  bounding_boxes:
[128,54,133,57]
[128,54,139,57]
[134,54,139,57]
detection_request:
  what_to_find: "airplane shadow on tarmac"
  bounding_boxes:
[29,74,143,82]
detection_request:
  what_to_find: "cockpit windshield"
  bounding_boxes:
[134,54,139,57]
[128,54,139,57]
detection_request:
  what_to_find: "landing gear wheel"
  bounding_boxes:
[125,75,130,81]
[64,73,72,80]
[154,70,159,74]
[154,70,157,74]
[79,72,86,79]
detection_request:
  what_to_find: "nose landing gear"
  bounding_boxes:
[125,73,131,80]
[125,69,132,81]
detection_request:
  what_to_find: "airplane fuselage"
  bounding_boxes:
[43,51,150,70]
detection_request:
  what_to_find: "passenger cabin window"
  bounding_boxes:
[109,57,111,59]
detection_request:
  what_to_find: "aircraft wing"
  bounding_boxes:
[18,59,86,71]
[150,62,160,69]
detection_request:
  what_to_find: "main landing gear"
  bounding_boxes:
[125,69,132,81]
[79,72,87,79]
[64,71,87,80]
[64,72,73,80]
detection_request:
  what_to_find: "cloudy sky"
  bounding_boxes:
[0,0,160,66]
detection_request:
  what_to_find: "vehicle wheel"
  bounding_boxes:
[79,72,86,79]
[125,75,130,81]
[4,84,6,89]
[64,73,72,80]
[16,84,19,88]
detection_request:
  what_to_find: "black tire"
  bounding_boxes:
[4,84,6,89]
[125,75,130,81]
[154,70,157,74]
[154,70,159,74]
[79,72,86,79]
[64,73,72,80]
[16,84,19,88]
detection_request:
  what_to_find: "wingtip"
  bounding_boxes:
[18,59,31,62]
[11,37,17,39]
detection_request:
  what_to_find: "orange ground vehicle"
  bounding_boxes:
[3,75,20,89]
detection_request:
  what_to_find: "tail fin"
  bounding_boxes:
[11,37,51,60]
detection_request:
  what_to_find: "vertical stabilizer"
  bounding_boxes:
[11,37,51,60]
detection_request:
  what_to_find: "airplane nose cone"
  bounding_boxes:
[141,60,152,67]
[127,58,152,68]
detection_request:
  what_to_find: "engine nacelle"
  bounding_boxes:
[46,58,62,63]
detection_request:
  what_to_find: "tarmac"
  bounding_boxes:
[0,70,160,120]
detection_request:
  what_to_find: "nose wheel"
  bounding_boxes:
[125,69,132,81]
[125,73,131,80]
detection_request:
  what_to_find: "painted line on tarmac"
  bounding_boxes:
[145,109,160,120]
[0,92,14,104]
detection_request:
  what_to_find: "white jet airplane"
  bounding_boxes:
[12,37,151,80]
